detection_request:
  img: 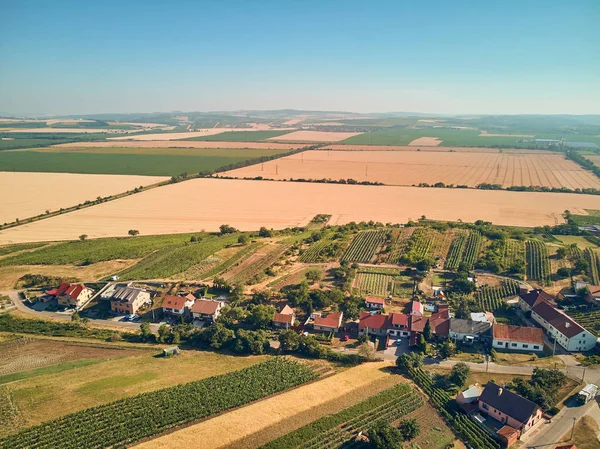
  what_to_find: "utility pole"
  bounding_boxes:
[570,417,577,440]
[552,337,556,357]
[582,366,586,382]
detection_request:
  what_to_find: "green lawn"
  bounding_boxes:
[568,210,600,226]
[181,130,294,141]
[0,148,289,176]
[0,359,103,385]
[555,236,599,249]
[39,146,286,157]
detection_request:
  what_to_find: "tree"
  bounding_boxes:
[398,418,420,441]
[229,284,245,304]
[190,235,197,243]
[219,224,238,234]
[368,421,402,449]
[556,267,571,278]
[556,247,567,259]
[423,320,432,342]
[449,362,470,387]
[139,322,153,342]
[204,323,235,349]
[238,234,249,245]
[305,269,323,283]
[157,324,171,344]
[79,234,87,241]
[357,341,377,361]
[258,226,272,237]
[278,330,301,352]
[247,304,276,329]
[574,258,589,274]
[128,229,139,237]
[418,333,428,354]
[438,340,456,359]
[395,351,423,372]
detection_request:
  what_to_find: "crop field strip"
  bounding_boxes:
[526,240,552,285]
[0,358,317,449]
[299,233,348,263]
[567,310,600,337]
[386,227,414,263]
[227,242,293,284]
[474,280,520,311]
[341,230,387,263]
[354,268,411,298]
[222,150,600,189]
[502,239,526,267]
[444,230,481,270]
[260,383,423,449]
[584,247,600,284]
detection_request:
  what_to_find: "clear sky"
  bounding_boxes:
[1,0,599,116]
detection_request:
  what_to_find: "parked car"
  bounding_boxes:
[341,334,350,341]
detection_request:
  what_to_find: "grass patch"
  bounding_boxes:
[0,359,103,385]
[0,242,48,257]
[0,148,288,176]
[555,235,599,249]
[569,210,600,226]
[181,130,294,141]
[559,416,600,449]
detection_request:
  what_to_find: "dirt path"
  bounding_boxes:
[134,361,395,449]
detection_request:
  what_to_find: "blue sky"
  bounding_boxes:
[1,0,599,115]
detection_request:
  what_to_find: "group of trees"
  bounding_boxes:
[368,419,420,449]
[506,368,567,412]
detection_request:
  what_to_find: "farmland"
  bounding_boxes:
[341,230,387,263]
[473,280,520,311]
[526,240,552,285]
[502,239,526,267]
[222,149,600,190]
[584,247,600,284]
[354,268,412,297]
[181,130,294,141]
[0,171,168,224]
[54,140,307,150]
[2,179,600,244]
[0,148,291,176]
[567,310,600,337]
[267,131,363,142]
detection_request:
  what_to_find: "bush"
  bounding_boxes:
[369,421,402,449]
[398,418,420,441]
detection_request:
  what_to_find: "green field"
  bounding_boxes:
[568,210,600,226]
[181,130,294,141]
[0,148,289,176]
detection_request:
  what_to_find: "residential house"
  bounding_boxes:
[428,307,451,338]
[575,281,600,307]
[191,299,223,322]
[478,382,542,436]
[409,300,424,316]
[531,300,597,352]
[492,324,544,352]
[449,318,491,343]
[162,295,194,316]
[109,285,151,315]
[273,305,295,329]
[46,283,94,309]
[313,312,343,332]
[518,289,554,313]
[470,311,496,325]
[358,312,410,337]
[456,384,483,405]
[365,296,385,310]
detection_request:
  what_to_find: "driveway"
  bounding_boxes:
[382,337,409,361]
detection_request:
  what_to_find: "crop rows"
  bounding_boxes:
[567,310,600,337]
[502,239,525,267]
[0,358,317,449]
[445,231,481,270]
[407,367,500,449]
[474,280,520,311]
[387,227,414,263]
[526,240,551,285]
[228,243,290,284]
[407,228,436,259]
[354,273,393,297]
[445,231,467,270]
[584,248,600,284]
[341,230,387,263]
[462,231,482,269]
[300,237,345,263]
[261,384,422,449]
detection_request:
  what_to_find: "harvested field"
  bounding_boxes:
[133,361,395,449]
[223,150,600,189]
[589,155,600,167]
[0,171,168,223]
[53,140,308,150]
[321,144,555,154]
[268,131,362,142]
[109,128,287,141]
[1,179,599,244]
[5,128,116,134]
[408,136,442,146]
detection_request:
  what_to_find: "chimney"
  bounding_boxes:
[498,388,503,396]
[565,322,570,328]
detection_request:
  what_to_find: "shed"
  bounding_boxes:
[162,346,180,357]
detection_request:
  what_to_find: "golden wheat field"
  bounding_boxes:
[0,171,168,224]
[268,131,363,142]
[1,178,598,244]
[223,150,600,189]
[53,141,308,150]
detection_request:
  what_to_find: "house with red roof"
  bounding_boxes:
[273,304,295,329]
[492,324,544,352]
[162,295,195,316]
[46,283,94,309]
[365,296,385,310]
[191,299,224,322]
[313,312,343,332]
[358,308,449,343]
[409,300,424,316]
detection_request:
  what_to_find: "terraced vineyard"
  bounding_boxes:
[341,230,387,263]
[445,230,482,270]
[567,310,600,337]
[474,280,520,311]
[526,240,551,285]
[261,383,423,449]
[502,239,525,267]
[584,248,600,284]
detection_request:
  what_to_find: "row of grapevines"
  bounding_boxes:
[502,239,525,267]
[341,230,387,263]
[526,240,551,285]
[584,248,600,285]
[445,231,467,270]
[474,280,520,311]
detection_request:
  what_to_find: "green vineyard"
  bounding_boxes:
[387,227,414,263]
[445,231,482,270]
[526,240,551,285]
[584,248,600,284]
[341,230,387,263]
[299,236,346,263]
[0,358,317,449]
[353,268,412,298]
[261,383,423,449]
[502,239,525,267]
[568,310,600,337]
[474,280,520,311]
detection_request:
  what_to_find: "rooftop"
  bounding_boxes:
[450,318,490,335]
[365,296,385,305]
[163,295,189,310]
[480,382,540,425]
[532,300,585,338]
[191,299,221,315]
[519,289,554,309]
[314,312,343,329]
[273,313,294,325]
[493,324,544,345]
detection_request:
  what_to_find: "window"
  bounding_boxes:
[523,344,528,348]
[511,343,517,347]
[482,403,489,410]
[533,345,539,350]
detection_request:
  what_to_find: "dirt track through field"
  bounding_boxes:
[223,150,600,189]
[0,178,599,244]
[133,361,395,449]
[0,171,168,224]
[53,141,308,150]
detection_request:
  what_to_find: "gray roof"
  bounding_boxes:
[480,382,539,425]
[112,286,147,304]
[450,318,490,335]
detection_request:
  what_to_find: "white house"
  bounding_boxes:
[518,289,554,313]
[365,296,385,310]
[492,324,544,352]
[449,318,491,343]
[531,300,597,352]
[191,299,223,322]
[162,295,194,316]
[313,312,343,332]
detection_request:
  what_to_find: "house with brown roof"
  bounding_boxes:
[273,304,295,329]
[191,300,223,322]
[518,289,554,312]
[365,296,385,310]
[162,295,195,316]
[492,324,544,352]
[108,284,151,315]
[46,283,94,309]
[478,382,542,437]
[313,312,343,332]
